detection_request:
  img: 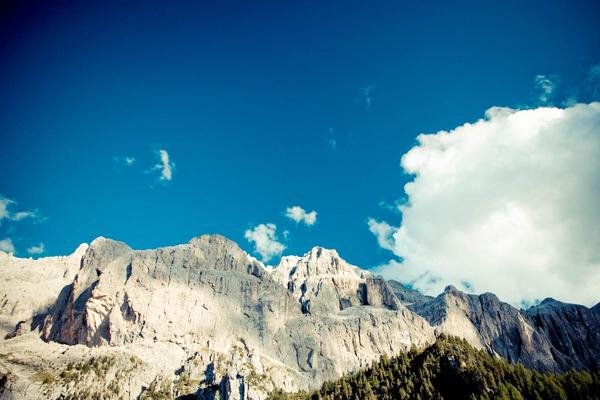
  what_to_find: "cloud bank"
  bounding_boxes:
[244,223,286,262]
[370,102,600,306]
[285,206,317,226]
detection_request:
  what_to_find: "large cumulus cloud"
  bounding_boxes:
[370,103,600,306]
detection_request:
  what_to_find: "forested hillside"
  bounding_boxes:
[269,336,600,400]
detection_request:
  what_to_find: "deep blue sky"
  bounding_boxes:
[1,0,599,266]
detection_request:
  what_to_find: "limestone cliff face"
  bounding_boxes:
[396,284,600,373]
[2,235,600,400]
[0,244,88,339]
[1,234,433,399]
[272,247,401,314]
[524,298,600,371]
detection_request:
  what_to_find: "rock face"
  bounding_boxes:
[1,235,433,399]
[0,244,88,339]
[524,298,600,371]
[1,235,600,399]
[397,284,600,373]
[272,248,401,314]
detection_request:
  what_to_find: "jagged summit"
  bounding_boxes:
[537,297,566,307]
[443,284,459,292]
[188,233,238,248]
[1,234,600,400]
[0,233,433,399]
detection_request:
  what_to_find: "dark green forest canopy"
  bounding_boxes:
[269,337,600,400]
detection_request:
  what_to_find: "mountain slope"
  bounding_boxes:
[0,244,88,339]
[0,235,433,400]
[1,235,600,399]
[268,336,600,400]
[390,283,600,373]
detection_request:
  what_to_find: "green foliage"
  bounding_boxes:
[268,337,600,400]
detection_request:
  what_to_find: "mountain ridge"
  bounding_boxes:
[1,234,599,400]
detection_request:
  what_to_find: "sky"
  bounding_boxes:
[1,0,600,306]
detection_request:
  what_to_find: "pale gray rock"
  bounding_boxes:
[2,233,599,400]
[408,285,600,373]
[0,244,88,339]
[272,247,401,314]
[387,280,434,309]
[525,298,600,371]
[0,234,433,399]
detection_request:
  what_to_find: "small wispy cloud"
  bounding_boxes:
[152,149,175,183]
[285,205,317,226]
[588,63,600,98]
[0,195,44,224]
[114,156,136,167]
[534,74,555,104]
[244,223,286,262]
[26,242,45,255]
[325,128,337,150]
[12,210,41,221]
[589,63,600,80]
[0,238,15,254]
[0,197,14,221]
[362,84,377,110]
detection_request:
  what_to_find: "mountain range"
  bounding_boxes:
[1,234,599,399]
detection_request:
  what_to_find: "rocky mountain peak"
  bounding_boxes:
[443,284,459,293]
[539,297,560,306]
[295,246,364,279]
[188,233,238,249]
[0,234,436,399]
[1,234,600,399]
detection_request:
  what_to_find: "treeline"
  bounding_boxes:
[268,336,600,400]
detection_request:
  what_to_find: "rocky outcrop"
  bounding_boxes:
[387,280,434,309]
[0,234,433,399]
[405,285,600,373]
[272,247,401,314]
[2,234,600,399]
[525,298,600,371]
[0,244,88,339]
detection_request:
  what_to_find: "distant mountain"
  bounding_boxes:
[0,235,599,399]
[389,282,600,373]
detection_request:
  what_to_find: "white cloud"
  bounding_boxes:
[0,195,42,224]
[0,197,14,221]
[114,156,136,167]
[244,223,286,262]
[370,102,600,306]
[285,206,317,226]
[534,74,555,104]
[12,210,40,221]
[0,238,15,254]
[367,219,396,252]
[26,243,45,255]
[152,149,175,183]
